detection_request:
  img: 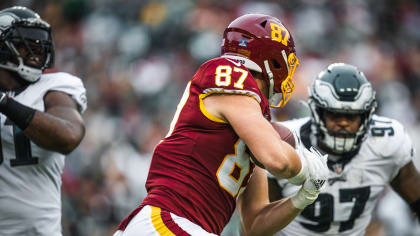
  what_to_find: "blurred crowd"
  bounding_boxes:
[1,0,420,235]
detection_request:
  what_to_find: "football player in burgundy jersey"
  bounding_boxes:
[115,14,329,236]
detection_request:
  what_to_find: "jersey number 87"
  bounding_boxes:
[217,139,251,198]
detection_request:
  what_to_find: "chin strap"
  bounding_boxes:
[264,60,275,103]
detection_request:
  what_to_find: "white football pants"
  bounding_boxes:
[113,205,217,236]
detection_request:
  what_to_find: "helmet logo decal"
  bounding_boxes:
[270,23,290,46]
[238,39,248,47]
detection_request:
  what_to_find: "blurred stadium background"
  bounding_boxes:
[1,0,419,235]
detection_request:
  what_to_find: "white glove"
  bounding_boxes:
[291,147,329,209]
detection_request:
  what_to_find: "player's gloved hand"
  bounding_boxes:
[291,147,329,209]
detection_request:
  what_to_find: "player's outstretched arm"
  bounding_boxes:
[238,148,328,235]
[238,167,301,236]
[391,161,420,222]
[26,91,85,154]
[0,91,85,154]
[203,94,301,179]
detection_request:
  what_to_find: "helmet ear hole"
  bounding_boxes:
[260,20,267,28]
[271,59,280,69]
[317,107,325,121]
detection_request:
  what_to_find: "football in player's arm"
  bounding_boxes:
[0,6,87,235]
[268,63,420,236]
[114,14,328,236]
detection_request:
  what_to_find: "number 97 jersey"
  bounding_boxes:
[272,116,414,236]
[131,57,270,235]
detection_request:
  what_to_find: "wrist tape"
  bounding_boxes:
[288,161,306,185]
[291,187,319,210]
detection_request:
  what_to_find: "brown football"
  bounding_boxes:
[270,122,296,148]
[246,122,296,168]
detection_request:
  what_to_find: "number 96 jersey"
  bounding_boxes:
[118,57,270,235]
[0,72,87,236]
[272,116,414,236]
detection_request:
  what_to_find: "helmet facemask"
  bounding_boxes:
[313,107,370,155]
[266,52,299,108]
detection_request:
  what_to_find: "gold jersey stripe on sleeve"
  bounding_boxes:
[150,206,176,236]
[199,93,228,124]
[199,88,262,124]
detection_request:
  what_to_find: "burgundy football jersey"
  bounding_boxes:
[118,57,271,234]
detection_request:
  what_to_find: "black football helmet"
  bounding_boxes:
[308,63,377,156]
[0,6,54,82]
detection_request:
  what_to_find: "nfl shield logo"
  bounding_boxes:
[238,39,248,47]
[332,163,343,174]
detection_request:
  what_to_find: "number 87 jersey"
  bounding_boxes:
[134,57,271,235]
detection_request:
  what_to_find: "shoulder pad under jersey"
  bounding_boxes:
[37,72,87,113]
[367,115,414,167]
[195,57,263,104]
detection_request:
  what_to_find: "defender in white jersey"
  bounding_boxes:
[0,6,86,236]
[269,63,420,236]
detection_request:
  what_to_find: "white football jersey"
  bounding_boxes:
[272,115,414,236]
[0,72,87,236]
